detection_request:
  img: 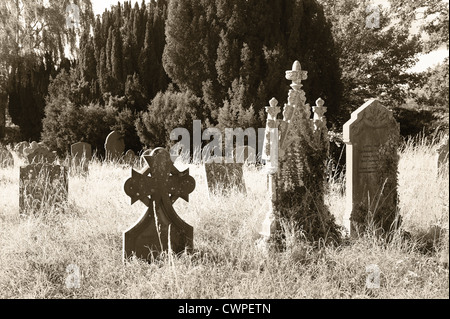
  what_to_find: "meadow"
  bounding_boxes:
[0,135,448,299]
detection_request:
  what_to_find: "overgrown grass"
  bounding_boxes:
[0,137,448,299]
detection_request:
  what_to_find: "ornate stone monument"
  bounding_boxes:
[123,148,196,262]
[343,99,400,237]
[260,61,339,246]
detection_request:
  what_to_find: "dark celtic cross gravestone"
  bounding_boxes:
[123,148,196,262]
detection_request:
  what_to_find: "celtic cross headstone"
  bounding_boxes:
[123,148,196,262]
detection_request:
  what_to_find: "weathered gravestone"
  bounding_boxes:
[104,131,125,160]
[259,61,340,246]
[139,149,152,168]
[123,148,196,262]
[14,141,29,157]
[0,146,14,168]
[343,99,400,237]
[71,142,92,173]
[123,149,137,166]
[436,135,449,172]
[23,141,57,164]
[0,92,6,139]
[235,145,256,164]
[19,163,68,214]
[204,157,246,195]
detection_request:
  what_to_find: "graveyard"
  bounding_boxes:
[0,0,448,301]
[0,109,448,299]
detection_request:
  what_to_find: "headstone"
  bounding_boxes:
[235,145,256,164]
[104,131,125,160]
[139,149,152,168]
[343,99,400,237]
[259,61,339,246]
[23,142,57,164]
[71,142,92,173]
[14,141,29,156]
[0,146,14,168]
[19,163,69,214]
[0,92,6,139]
[204,157,246,195]
[437,135,449,172]
[123,148,196,262]
[123,149,137,166]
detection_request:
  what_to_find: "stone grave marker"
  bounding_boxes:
[14,141,29,156]
[104,131,125,160]
[259,61,339,246]
[437,135,449,172]
[124,149,137,166]
[23,142,57,164]
[123,148,196,262]
[139,149,152,168]
[235,145,256,164]
[0,146,14,168]
[19,163,69,214]
[204,157,246,195]
[71,142,92,173]
[343,99,400,237]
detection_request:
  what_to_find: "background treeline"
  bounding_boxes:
[1,0,448,158]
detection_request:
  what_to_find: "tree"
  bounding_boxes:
[318,0,423,122]
[164,0,342,128]
[136,87,203,149]
[0,0,94,140]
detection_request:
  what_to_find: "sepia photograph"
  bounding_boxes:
[0,0,448,306]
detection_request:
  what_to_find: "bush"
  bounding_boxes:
[42,101,117,157]
[136,87,202,149]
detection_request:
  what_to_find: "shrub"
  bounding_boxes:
[136,87,202,149]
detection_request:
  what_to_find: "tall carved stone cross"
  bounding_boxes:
[123,148,196,262]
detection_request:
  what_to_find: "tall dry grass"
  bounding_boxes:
[0,136,448,299]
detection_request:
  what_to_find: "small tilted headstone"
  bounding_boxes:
[204,157,246,195]
[104,131,125,161]
[14,141,29,157]
[139,149,152,168]
[23,141,57,164]
[436,135,449,172]
[0,146,14,168]
[71,142,92,174]
[19,163,68,214]
[123,149,137,166]
[343,99,400,237]
[123,148,195,262]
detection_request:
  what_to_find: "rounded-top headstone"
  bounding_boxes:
[105,131,125,160]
